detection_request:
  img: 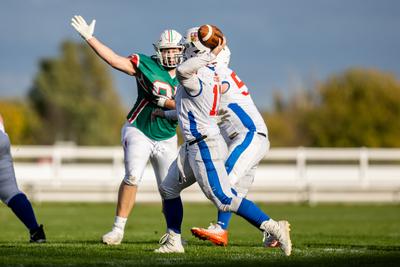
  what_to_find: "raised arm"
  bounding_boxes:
[176,37,226,91]
[71,15,136,76]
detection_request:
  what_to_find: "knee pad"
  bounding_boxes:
[123,175,139,186]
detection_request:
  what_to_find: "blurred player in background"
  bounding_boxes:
[71,15,183,245]
[154,30,291,256]
[0,114,46,243]
[153,27,279,248]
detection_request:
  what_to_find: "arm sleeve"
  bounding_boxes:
[176,52,217,93]
[164,110,178,121]
[128,54,140,69]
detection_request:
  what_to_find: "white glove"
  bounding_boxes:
[71,15,96,41]
[156,95,169,108]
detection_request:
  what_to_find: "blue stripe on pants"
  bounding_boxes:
[225,103,257,174]
[188,112,232,205]
[225,131,254,174]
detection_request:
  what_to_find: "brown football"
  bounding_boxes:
[198,24,224,49]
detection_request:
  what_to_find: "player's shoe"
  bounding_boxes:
[102,228,124,245]
[261,220,292,256]
[191,223,228,246]
[30,224,46,243]
[154,230,184,253]
[264,232,280,248]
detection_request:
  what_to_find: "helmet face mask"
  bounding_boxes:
[153,29,184,68]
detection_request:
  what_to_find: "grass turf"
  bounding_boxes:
[0,202,399,266]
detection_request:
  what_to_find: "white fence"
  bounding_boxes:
[11,145,400,203]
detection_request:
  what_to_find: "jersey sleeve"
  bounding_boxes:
[177,52,217,93]
[128,53,140,69]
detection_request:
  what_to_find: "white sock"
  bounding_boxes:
[113,216,127,232]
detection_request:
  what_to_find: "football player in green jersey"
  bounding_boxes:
[71,15,183,245]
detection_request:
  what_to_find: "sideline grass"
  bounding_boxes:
[0,202,399,266]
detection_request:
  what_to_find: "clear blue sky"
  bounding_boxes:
[0,0,399,110]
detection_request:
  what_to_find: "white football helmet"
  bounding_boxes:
[153,29,185,68]
[184,27,230,67]
[184,27,210,59]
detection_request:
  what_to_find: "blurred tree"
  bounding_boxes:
[303,68,400,147]
[266,68,400,147]
[0,100,42,144]
[28,40,125,145]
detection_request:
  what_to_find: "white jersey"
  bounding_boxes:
[176,52,221,142]
[216,66,268,140]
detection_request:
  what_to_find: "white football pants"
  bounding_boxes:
[0,129,21,204]
[224,132,270,198]
[160,134,243,212]
[121,123,177,190]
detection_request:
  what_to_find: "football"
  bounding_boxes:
[198,24,224,49]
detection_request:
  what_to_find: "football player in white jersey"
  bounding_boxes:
[153,27,279,248]
[154,29,292,256]
[190,43,276,247]
[0,114,46,243]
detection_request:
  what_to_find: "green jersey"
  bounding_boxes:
[126,53,179,141]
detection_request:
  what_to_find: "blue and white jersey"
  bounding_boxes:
[176,52,221,142]
[216,66,268,141]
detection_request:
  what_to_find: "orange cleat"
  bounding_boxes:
[191,223,228,246]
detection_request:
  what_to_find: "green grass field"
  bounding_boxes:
[0,202,399,266]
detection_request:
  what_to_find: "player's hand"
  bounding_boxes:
[217,108,230,125]
[71,15,96,41]
[154,95,170,108]
[211,36,226,57]
[151,109,165,121]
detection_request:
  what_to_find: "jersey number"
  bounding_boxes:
[210,84,220,116]
[231,72,249,96]
[153,80,174,98]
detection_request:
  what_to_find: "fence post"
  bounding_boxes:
[359,147,369,188]
[296,147,309,202]
[52,145,62,187]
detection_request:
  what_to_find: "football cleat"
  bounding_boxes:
[261,220,292,256]
[263,232,280,248]
[30,224,46,243]
[102,228,124,245]
[154,230,184,253]
[191,223,228,246]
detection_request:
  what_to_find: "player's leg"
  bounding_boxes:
[102,124,152,245]
[189,135,291,255]
[149,135,184,253]
[149,134,178,192]
[155,150,197,253]
[219,133,270,228]
[0,133,45,243]
[192,132,269,245]
[227,136,289,254]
